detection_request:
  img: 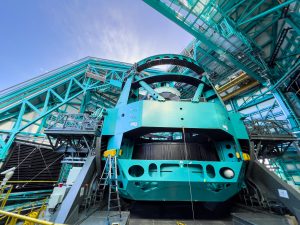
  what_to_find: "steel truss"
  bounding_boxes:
[0,57,161,161]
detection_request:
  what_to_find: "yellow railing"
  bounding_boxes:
[0,209,65,225]
[0,185,13,210]
[7,181,57,183]
[0,184,64,225]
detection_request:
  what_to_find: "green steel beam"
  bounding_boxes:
[143,0,268,84]
[0,58,162,161]
[0,57,163,161]
[238,0,296,26]
[237,0,265,24]
[286,17,300,36]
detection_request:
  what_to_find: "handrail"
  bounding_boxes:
[244,119,295,137]
[0,209,65,225]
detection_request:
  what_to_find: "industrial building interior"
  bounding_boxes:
[0,0,299,224]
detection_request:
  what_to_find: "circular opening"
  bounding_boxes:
[181,118,184,120]
[206,165,215,178]
[180,107,183,110]
[220,167,235,179]
[128,165,144,177]
[121,113,125,117]
[149,163,157,177]
[226,144,231,149]
[228,153,234,158]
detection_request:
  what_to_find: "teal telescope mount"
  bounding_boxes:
[101,54,250,202]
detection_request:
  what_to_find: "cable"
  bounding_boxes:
[15,146,38,169]
[182,127,195,223]
[22,154,64,188]
[17,144,20,181]
[37,147,54,180]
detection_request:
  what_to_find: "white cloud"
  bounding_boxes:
[45,1,192,66]
[61,6,158,64]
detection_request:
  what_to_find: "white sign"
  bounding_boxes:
[130,121,138,127]
[80,187,85,197]
[278,189,289,199]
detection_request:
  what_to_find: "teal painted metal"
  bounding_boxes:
[192,76,206,102]
[0,57,162,161]
[238,0,296,26]
[4,189,52,201]
[101,54,249,202]
[57,163,72,183]
[143,0,300,132]
[0,0,297,205]
[117,160,243,201]
[234,60,300,130]
[143,0,270,84]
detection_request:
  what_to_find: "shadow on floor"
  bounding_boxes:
[128,200,233,221]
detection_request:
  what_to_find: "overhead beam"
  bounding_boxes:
[217,73,249,93]
[143,0,268,84]
[238,0,296,26]
[222,81,260,101]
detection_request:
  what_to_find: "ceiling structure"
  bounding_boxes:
[144,0,300,129]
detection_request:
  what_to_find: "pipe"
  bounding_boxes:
[192,83,204,102]
[0,209,65,225]
[192,76,207,102]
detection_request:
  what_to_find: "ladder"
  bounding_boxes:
[106,155,122,224]
[92,155,122,224]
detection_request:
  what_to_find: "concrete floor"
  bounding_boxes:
[129,219,232,225]
[79,211,130,225]
[79,210,232,225]
[78,201,234,225]
[77,202,291,225]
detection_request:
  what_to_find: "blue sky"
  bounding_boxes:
[0,0,193,90]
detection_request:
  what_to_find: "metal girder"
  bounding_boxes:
[237,0,296,26]
[238,94,274,111]
[145,0,299,100]
[144,0,269,84]
[217,72,249,93]
[135,53,204,75]
[0,57,162,161]
[222,80,260,101]
[232,0,299,81]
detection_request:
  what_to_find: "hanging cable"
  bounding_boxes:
[17,144,20,182]
[182,127,195,222]
[22,154,64,188]
[15,146,38,169]
[37,147,54,180]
